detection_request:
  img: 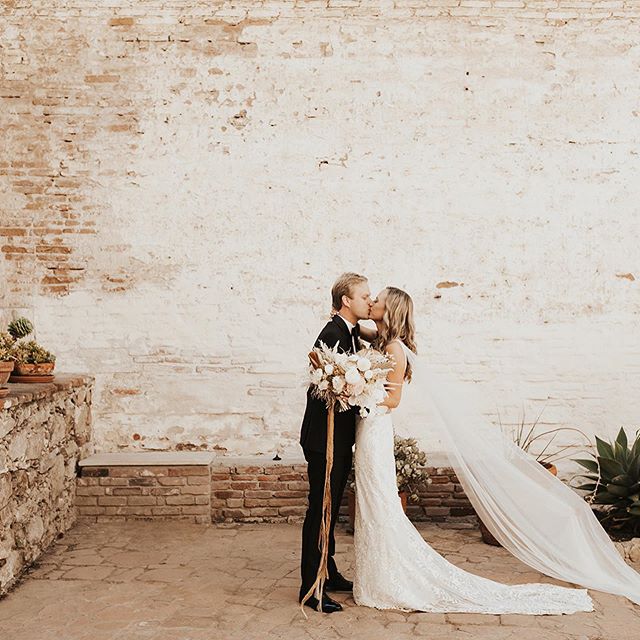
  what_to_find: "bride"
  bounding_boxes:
[353,286,640,613]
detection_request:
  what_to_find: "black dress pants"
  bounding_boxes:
[299,448,353,601]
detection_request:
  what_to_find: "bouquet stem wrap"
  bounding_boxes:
[300,398,335,614]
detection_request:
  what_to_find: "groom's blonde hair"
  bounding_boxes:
[331,272,368,313]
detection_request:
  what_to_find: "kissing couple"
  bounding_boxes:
[298,272,640,614]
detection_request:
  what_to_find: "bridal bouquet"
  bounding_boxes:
[308,342,394,418]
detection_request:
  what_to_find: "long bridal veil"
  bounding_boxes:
[396,347,640,606]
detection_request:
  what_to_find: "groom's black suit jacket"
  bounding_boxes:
[300,315,360,456]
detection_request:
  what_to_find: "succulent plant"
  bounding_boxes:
[573,427,640,536]
[0,332,17,361]
[12,340,56,364]
[8,317,34,340]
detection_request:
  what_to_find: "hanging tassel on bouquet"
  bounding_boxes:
[300,397,335,616]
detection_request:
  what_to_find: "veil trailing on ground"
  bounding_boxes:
[398,345,640,606]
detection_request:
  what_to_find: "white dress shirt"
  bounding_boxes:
[338,315,357,352]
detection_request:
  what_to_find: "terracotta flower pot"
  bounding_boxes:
[14,362,55,376]
[0,361,15,385]
[479,459,558,546]
[479,518,502,546]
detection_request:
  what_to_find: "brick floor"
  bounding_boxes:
[0,521,638,639]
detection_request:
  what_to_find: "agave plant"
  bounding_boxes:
[573,427,640,535]
[501,409,590,467]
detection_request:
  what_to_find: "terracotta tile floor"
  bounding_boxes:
[1,521,639,639]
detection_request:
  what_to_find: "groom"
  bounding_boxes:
[299,272,372,613]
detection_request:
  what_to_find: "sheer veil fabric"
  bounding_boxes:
[398,343,640,606]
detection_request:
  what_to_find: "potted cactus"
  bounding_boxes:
[7,317,56,379]
[573,427,640,538]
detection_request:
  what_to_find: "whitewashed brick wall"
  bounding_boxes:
[1,2,638,459]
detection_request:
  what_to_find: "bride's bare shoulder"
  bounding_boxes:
[384,340,406,368]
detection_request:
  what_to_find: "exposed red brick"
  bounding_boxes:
[109,17,135,27]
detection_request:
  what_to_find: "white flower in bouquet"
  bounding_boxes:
[344,367,361,385]
[332,376,345,393]
[318,379,329,391]
[324,364,334,375]
[356,358,371,372]
[311,368,324,384]
[351,380,365,396]
[335,352,349,367]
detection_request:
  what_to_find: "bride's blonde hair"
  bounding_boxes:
[374,287,417,382]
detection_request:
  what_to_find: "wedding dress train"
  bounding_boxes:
[353,407,593,614]
[353,339,640,611]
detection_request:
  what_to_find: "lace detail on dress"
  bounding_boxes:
[352,406,593,614]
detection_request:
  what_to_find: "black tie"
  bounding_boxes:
[351,325,359,352]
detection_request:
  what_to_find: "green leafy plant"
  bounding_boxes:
[0,332,17,361]
[8,317,34,340]
[394,435,430,503]
[13,340,56,365]
[347,436,431,504]
[573,427,640,536]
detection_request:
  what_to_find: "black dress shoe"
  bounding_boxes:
[301,594,343,613]
[325,574,353,592]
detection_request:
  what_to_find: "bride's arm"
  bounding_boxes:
[357,323,377,343]
[378,341,406,410]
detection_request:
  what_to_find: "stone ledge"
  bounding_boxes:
[0,374,94,410]
[79,452,216,467]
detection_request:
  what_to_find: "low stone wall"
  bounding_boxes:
[77,453,212,524]
[211,460,310,523]
[0,375,94,596]
[75,455,476,525]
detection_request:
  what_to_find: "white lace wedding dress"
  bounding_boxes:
[352,342,594,614]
